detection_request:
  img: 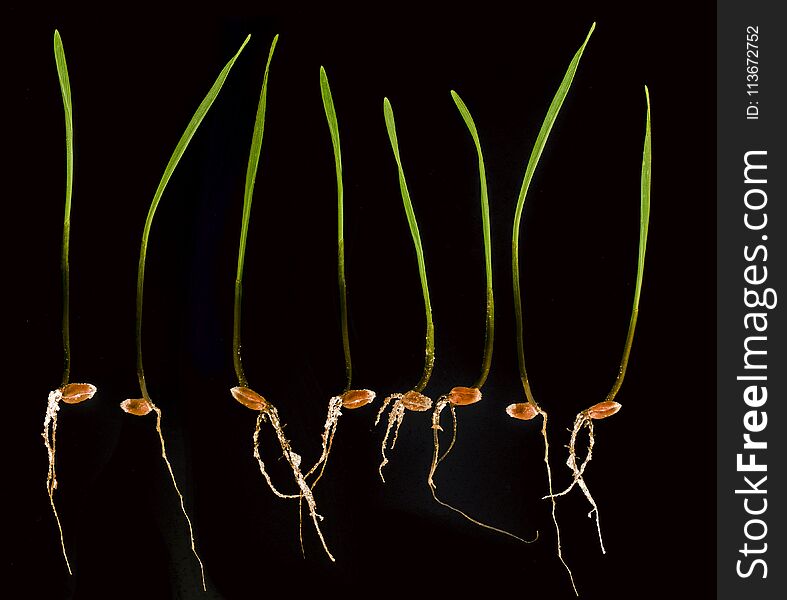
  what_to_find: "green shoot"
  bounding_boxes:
[451,91,494,391]
[302,68,376,496]
[511,23,595,406]
[427,91,533,544]
[228,38,335,563]
[44,30,98,576]
[506,22,595,596]
[606,84,651,404]
[321,65,352,393]
[120,34,252,592]
[383,97,435,393]
[135,34,250,401]
[375,98,436,481]
[55,29,73,388]
[549,85,652,556]
[233,34,278,388]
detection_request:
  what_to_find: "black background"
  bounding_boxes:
[9,6,715,599]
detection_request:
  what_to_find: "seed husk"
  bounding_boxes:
[60,382,96,404]
[120,398,153,416]
[506,402,539,421]
[341,389,376,410]
[585,401,621,420]
[401,390,433,411]
[231,386,270,412]
[447,386,481,406]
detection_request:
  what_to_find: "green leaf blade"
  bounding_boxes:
[233,34,278,387]
[137,34,251,397]
[604,85,652,404]
[635,85,651,310]
[54,29,73,385]
[511,23,595,403]
[321,66,352,390]
[54,30,73,222]
[383,98,435,392]
[451,90,494,390]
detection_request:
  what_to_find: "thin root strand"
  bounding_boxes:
[305,395,343,484]
[264,405,335,562]
[299,394,343,559]
[545,412,606,555]
[43,389,72,575]
[376,395,405,482]
[429,397,535,545]
[152,405,207,591]
[431,489,538,544]
[539,410,578,596]
[374,393,397,426]
[253,412,300,499]
[427,397,450,491]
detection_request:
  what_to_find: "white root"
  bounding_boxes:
[428,396,536,545]
[374,394,396,426]
[263,405,335,562]
[152,404,207,591]
[545,412,606,556]
[253,412,300,499]
[538,410,579,596]
[427,397,450,491]
[298,395,343,558]
[43,389,72,575]
[375,395,405,482]
[304,395,343,483]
